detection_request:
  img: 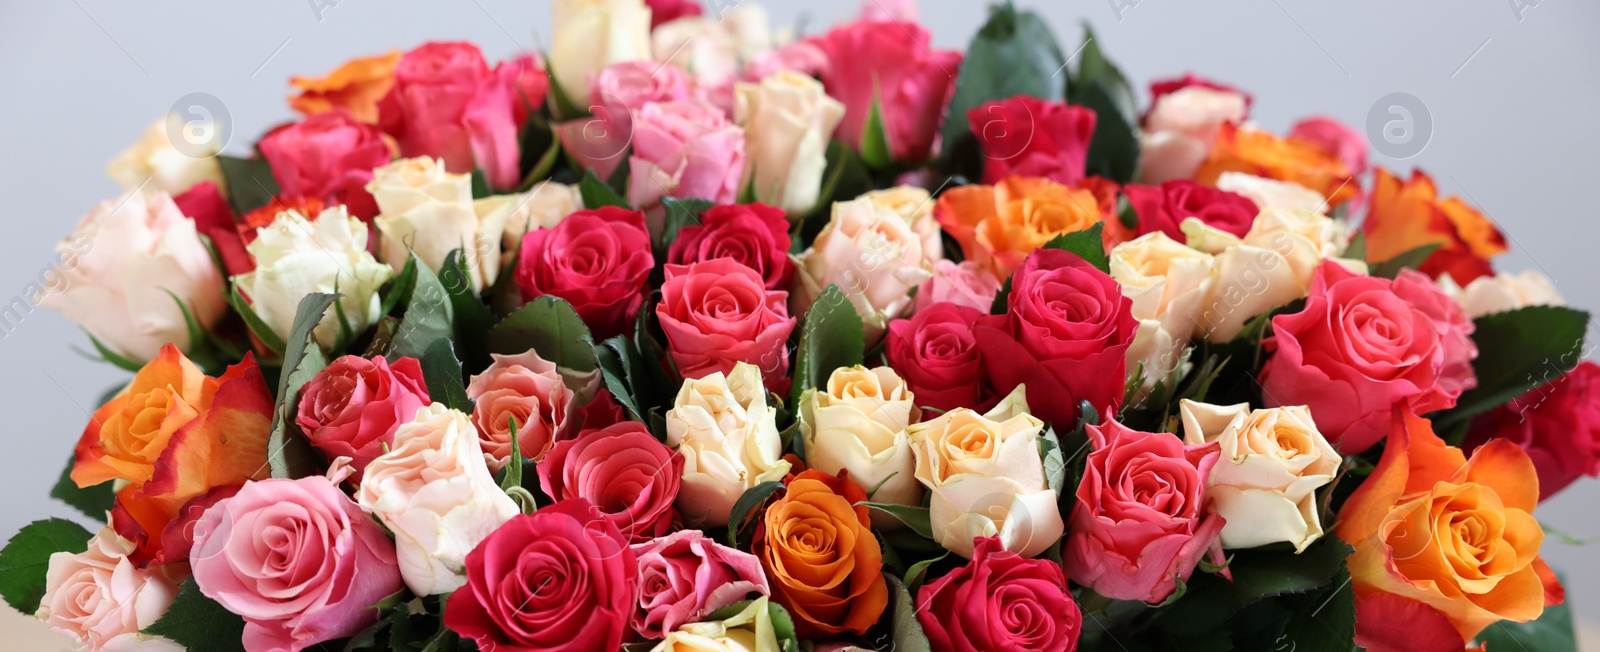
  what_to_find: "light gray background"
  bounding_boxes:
[2,0,1596,646]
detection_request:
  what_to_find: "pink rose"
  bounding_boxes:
[657,257,796,389]
[258,110,391,220]
[630,529,771,639]
[741,41,829,81]
[377,42,529,190]
[814,20,961,162]
[667,203,793,290]
[1290,115,1368,176]
[1260,261,1453,453]
[917,536,1082,652]
[538,422,685,543]
[1064,418,1225,604]
[886,302,991,416]
[1467,361,1600,500]
[646,0,703,28]
[627,100,745,211]
[514,206,654,340]
[1393,269,1478,398]
[860,0,919,22]
[915,259,1002,313]
[1124,180,1259,243]
[295,355,430,479]
[559,61,693,181]
[191,476,402,652]
[1138,74,1250,184]
[969,95,1097,185]
[466,349,578,470]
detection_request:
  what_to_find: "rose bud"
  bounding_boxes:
[296,354,431,479]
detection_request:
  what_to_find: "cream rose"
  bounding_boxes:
[1179,399,1341,552]
[1110,232,1217,394]
[1138,86,1249,184]
[734,70,845,214]
[908,386,1064,559]
[481,181,583,259]
[1215,172,1328,215]
[652,16,741,92]
[666,362,792,526]
[232,206,392,349]
[1439,269,1565,319]
[369,157,505,293]
[799,365,922,507]
[35,526,182,652]
[106,116,225,197]
[792,196,935,342]
[649,596,782,652]
[357,403,520,596]
[862,185,944,264]
[38,190,226,362]
[550,0,652,107]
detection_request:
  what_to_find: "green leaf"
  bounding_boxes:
[50,455,114,521]
[1343,231,1368,261]
[1477,590,1577,651]
[216,155,280,216]
[884,573,932,652]
[1435,306,1591,429]
[543,66,587,121]
[579,168,629,209]
[440,249,494,370]
[0,518,92,613]
[858,94,894,168]
[387,252,471,410]
[516,114,563,191]
[1039,426,1067,496]
[658,197,715,253]
[1273,568,1356,652]
[592,337,646,422]
[470,169,493,199]
[1074,80,1141,183]
[1224,537,1353,605]
[267,292,339,478]
[487,296,598,374]
[82,331,145,372]
[227,284,288,356]
[990,273,1014,314]
[903,552,948,596]
[861,502,934,540]
[938,2,1066,161]
[1068,23,1137,127]
[143,579,247,652]
[1040,222,1109,273]
[380,255,419,318]
[1369,243,1442,279]
[726,481,786,549]
[787,285,866,408]
[500,418,523,492]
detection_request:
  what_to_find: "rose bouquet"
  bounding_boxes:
[3,0,1592,651]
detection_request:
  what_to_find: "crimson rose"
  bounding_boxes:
[918,536,1083,652]
[886,302,991,416]
[666,203,793,290]
[1124,179,1258,242]
[969,95,1096,185]
[515,206,653,340]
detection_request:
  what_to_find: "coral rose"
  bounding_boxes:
[757,469,888,637]
[539,422,684,543]
[466,349,577,469]
[657,257,796,390]
[258,110,392,219]
[296,354,431,478]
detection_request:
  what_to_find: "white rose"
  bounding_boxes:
[666,362,792,526]
[357,403,520,596]
[107,116,225,198]
[550,0,652,106]
[908,386,1064,559]
[1440,269,1565,319]
[369,157,505,293]
[653,16,742,91]
[650,596,781,652]
[734,70,845,214]
[232,206,392,349]
[1215,172,1328,215]
[1137,86,1248,184]
[800,365,922,508]
[1111,232,1217,393]
[792,197,935,342]
[1179,399,1341,552]
[38,190,226,362]
[35,526,183,652]
[481,181,584,259]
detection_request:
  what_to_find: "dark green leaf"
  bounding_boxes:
[0,518,92,613]
[1436,306,1590,429]
[884,573,932,652]
[903,552,948,596]
[268,292,339,478]
[1343,231,1367,261]
[1075,80,1141,183]
[1274,568,1356,652]
[860,502,934,540]
[380,255,419,318]
[592,337,645,422]
[81,331,145,372]
[726,481,786,548]
[1068,23,1137,126]
[938,2,1066,161]
[440,249,494,371]
[487,296,598,374]
[1041,222,1109,273]
[389,252,469,410]
[787,285,866,408]
[143,579,247,652]
[216,155,280,216]
[658,197,715,253]
[50,455,113,521]
[516,114,563,191]
[579,169,629,209]
[1369,243,1442,279]
[226,284,288,357]
[470,169,493,199]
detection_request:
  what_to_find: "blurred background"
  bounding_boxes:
[2,0,1597,647]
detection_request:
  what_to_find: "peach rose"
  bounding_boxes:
[36,526,182,652]
[757,469,888,637]
[799,365,921,508]
[1362,168,1507,284]
[466,349,578,470]
[791,196,934,341]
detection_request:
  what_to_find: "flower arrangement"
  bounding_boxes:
[3,0,1591,651]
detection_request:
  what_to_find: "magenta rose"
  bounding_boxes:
[296,354,430,479]
[968,95,1096,185]
[887,302,991,416]
[646,0,702,28]
[974,248,1137,426]
[1125,180,1258,242]
[1064,418,1224,604]
[657,257,796,390]
[377,41,527,190]
[1467,361,1600,500]
[258,110,391,220]
[915,259,1002,313]
[630,529,771,639]
[1259,261,1452,453]
[1393,268,1478,398]
[539,422,684,543]
[814,20,962,162]
[1290,115,1368,176]
[626,100,745,211]
[515,206,653,339]
[444,499,638,651]
[918,536,1083,652]
[191,476,402,652]
[466,349,577,470]
[667,203,793,290]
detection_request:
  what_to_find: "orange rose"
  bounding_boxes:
[935,175,1117,278]
[1360,168,1507,284]
[1336,408,1561,646]
[289,51,402,124]
[755,469,887,637]
[1196,123,1357,208]
[72,344,273,563]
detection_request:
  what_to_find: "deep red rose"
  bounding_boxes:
[968,95,1096,185]
[515,206,653,340]
[886,302,991,416]
[579,388,629,431]
[173,181,252,276]
[295,355,430,479]
[646,0,703,28]
[657,257,795,391]
[667,203,793,290]
[258,110,390,220]
[974,248,1137,426]
[1466,361,1600,500]
[1124,180,1258,242]
[377,42,532,190]
[539,422,684,543]
[148,484,241,567]
[444,499,638,652]
[814,20,962,162]
[918,536,1083,652]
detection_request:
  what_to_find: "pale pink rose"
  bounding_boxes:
[36,526,181,652]
[466,349,577,469]
[191,476,402,652]
[860,0,919,22]
[1138,75,1250,183]
[741,41,828,82]
[630,530,771,639]
[627,100,746,212]
[915,259,1002,313]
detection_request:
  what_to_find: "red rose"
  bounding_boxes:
[1260,261,1453,453]
[1124,180,1258,242]
[886,302,991,416]
[975,249,1137,426]
[814,20,962,162]
[968,95,1096,185]
[173,181,252,276]
[258,110,391,219]
[1064,418,1224,604]
[539,422,684,543]
[657,258,796,390]
[444,499,638,652]
[1290,115,1368,177]
[295,355,430,478]
[377,42,528,190]
[917,536,1083,652]
[515,206,653,340]
[667,203,793,290]
[1467,361,1600,500]
[646,0,702,28]
[579,388,629,431]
